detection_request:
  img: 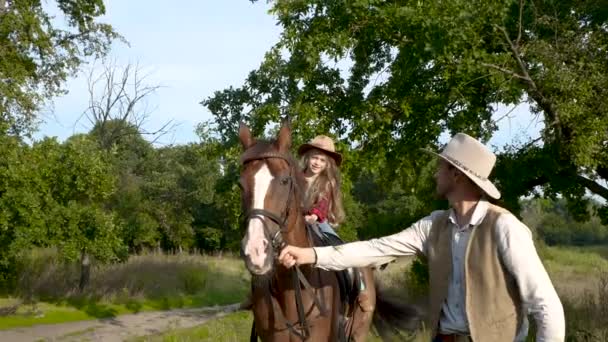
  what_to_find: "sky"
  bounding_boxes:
[36,0,542,150]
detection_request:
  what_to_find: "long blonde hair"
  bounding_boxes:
[300,149,345,225]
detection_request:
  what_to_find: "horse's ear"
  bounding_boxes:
[276,119,291,152]
[239,122,255,149]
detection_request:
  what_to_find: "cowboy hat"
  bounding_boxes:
[297,135,342,166]
[423,133,501,199]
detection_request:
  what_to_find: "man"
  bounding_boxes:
[279,133,565,342]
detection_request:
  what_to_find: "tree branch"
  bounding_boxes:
[480,63,530,81]
[575,174,608,200]
[596,166,608,182]
[79,59,171,149]
[492,24,562,137]
[517,0,524,47]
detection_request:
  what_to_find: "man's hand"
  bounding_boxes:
[278,245,317,268]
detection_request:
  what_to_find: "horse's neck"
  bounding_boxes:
[280,169,306,247]
[284,212,310,248]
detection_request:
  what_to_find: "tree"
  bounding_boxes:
[142,144,221,252]
[0,135,123,290]
[39,135,124,290]
[84,60,176,150]
[0,0,121,136]
[521,197,608,246]
[89,120,157,252]
[202,0,608,221]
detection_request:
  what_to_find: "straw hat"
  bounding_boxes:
[424,133,501,199]
[297,135,342,166]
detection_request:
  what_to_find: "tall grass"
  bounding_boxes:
[0,249,250,328]
[536,244,608,341]
[15,248,249,306]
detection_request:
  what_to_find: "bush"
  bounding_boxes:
[403,256,429,298]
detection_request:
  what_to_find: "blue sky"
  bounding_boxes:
[36,0,542,149]
[38,0,282,145]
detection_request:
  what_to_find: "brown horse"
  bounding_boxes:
[238,121,419,341]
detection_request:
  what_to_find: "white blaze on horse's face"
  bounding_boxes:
[243,163,274,274]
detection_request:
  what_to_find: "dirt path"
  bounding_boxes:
[0,303,242,342]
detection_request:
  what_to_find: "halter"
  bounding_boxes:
[240,150,295,253]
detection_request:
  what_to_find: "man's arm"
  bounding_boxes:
[496,214,565,342]
[279,211,440,271]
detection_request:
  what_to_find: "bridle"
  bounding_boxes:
[240,150,295,254]
[240,148,328,341]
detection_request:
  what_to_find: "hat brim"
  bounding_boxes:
[298,144,342,166]
[421,148,501,199]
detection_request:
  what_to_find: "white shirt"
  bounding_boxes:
[313,199,565,342]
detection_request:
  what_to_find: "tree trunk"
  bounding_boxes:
[79,250,91,292]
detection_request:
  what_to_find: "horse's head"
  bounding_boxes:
[238,121,301,276]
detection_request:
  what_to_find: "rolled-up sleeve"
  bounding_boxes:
[496,214,565,342]
[313,211,441,271]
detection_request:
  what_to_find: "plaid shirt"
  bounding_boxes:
[308,196,329,222]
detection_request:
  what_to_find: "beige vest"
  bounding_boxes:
[426,204,523,341]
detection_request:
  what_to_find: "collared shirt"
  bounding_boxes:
[313,199,565,342]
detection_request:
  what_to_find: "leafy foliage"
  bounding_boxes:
[203,0,608,218]
[0,0,121,136]
[0,135,123,288]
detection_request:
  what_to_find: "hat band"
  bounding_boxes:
[310,144,335,153]
[443,154,488,182]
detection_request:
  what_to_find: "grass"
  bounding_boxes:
[132,311,253,342]
[130,310,395,342]
[132,256,429,342]
[0,249,249,330]
[4,244,607,340]
[540,244,608,341]
[143,244,608,341]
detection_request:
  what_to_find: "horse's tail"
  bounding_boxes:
[372,282,422,341]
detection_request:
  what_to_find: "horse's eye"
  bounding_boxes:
[280,177,290,185]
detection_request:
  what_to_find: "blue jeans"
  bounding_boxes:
[317,221,339,238]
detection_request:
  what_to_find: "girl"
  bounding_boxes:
[297,135,345,242]
[239,134,347,310]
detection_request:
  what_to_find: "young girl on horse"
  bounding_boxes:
[297,135,345,243]
[239,134,347,311]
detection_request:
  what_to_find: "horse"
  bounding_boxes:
[238,120,420,341]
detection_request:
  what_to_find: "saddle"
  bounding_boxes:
[307,224,363,309]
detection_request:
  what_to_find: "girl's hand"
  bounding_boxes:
[304,214,318,224]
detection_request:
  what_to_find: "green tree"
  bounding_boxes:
[0,136,45,287]
[521,197,608,246]
[0,135,123,290]
[202,0,608,222]
[0,0,121,135]
[89,120,158,251]
[41,135,124,290]
[142,144,220,252]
